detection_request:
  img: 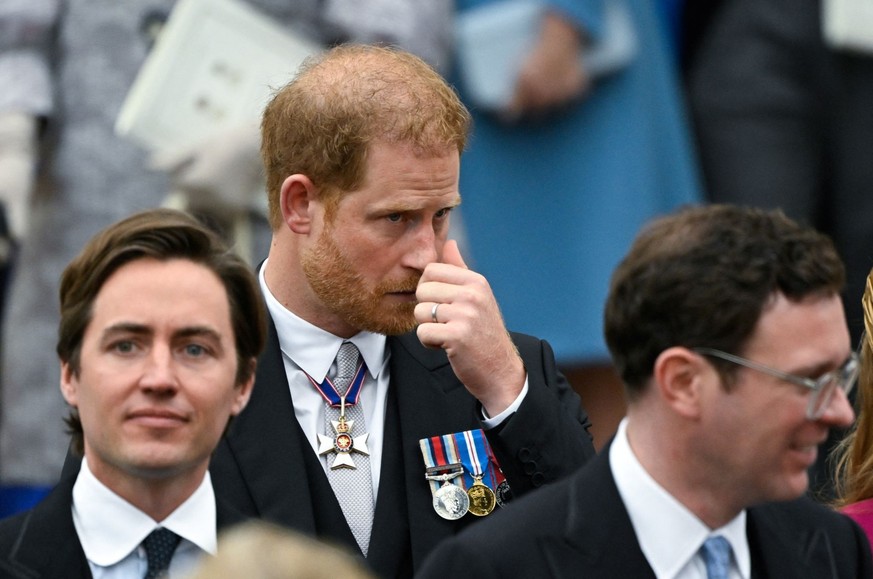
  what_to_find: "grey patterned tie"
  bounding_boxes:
[142,528,181,579]
[324,341,374,556]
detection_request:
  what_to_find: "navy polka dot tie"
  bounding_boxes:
[142,528,181,579]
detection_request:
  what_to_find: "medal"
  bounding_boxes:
[310,363,370,470]
[419,429,509,519]
[484,437,511,508]
[466,476,496,516]
[433,482,470,520]
[495,480,512,507]
[425,464,469,520]
[460,430,496,516]
[317,411,370,469]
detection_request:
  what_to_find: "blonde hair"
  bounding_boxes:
[184,521,376,579]
[833,270,873,506]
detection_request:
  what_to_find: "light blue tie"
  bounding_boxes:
[700,535,732,579]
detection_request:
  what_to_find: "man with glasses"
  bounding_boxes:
[419,204,872,578]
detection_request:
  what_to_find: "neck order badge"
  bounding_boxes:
[308,350,370,469]
[312,342,374,555]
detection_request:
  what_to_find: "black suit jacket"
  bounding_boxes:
[209,316,595,577]
[417,446,873,578]
[0,474,247,579]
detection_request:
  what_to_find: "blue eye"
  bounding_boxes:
[112,341,136,354]
[184,344,207,357]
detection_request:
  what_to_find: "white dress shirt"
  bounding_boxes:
[610,418,751,579]
[259,260,526,497]
[72,458,216,578]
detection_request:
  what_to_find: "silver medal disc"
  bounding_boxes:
[433,483,470,520]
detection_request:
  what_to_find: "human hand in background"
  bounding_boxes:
[505,11,590,120]
[415,240,526,417]
[0,112,38,241]
[150,122,264,217]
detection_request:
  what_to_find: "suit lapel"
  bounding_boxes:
[215,495,250,531]
[366,365,413,576]
[4,477,92,578]
[544,450,656,579]
[747,502,838,578]
[222,318,318,532]
[387,333,484,569]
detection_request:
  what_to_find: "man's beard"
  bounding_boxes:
[301,228,420,335]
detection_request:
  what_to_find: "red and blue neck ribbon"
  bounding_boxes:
[305,361,367,407]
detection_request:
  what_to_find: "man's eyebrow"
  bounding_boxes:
[788,354,852,379]
[101,323,152,339]
[100,324,223,343]
[173,326,223,343]
[371,196,462,214]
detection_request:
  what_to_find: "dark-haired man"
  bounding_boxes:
[419,205,872,578]
[0,208,266,578]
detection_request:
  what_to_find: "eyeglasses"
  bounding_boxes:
[693,347,859,420]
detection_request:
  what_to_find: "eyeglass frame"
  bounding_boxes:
[692,347,859,420]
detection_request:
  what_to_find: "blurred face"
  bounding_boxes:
[301,141,460,335]
[698,293,855,505]
[60,258,253,488]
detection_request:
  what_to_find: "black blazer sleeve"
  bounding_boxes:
[483,332,596,495]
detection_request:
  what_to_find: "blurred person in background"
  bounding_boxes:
[185,521,376,579]
[450,0,701,448]
[0,206,13,334]
[834,267,873,545]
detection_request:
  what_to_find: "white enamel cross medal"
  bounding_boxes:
[318,399,370,469]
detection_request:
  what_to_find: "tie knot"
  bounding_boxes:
[700,535,732,579]
[143,528,181,579]
[334,342,361,392]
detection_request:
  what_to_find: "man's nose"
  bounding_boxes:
[139,345,179,393]
[817,386,855,428]
[403,224,439,270]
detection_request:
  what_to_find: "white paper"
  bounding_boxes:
[823,0,873,54]
[116,0,321,151]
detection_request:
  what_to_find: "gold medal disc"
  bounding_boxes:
[467,479,496,516]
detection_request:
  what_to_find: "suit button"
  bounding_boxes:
[523,460,538,475]
[518,447,532,461]
[531,472,545,487]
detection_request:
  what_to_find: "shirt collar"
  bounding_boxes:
[610,419,751,579]
[260,259,387,383]
[72,458,218,566]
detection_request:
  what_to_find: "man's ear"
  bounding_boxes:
[59,361,79,407]
[279,174,318,234]
[230,359,257,416]
[653,347,708,419]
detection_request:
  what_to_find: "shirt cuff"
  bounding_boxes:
[481,375,529,428]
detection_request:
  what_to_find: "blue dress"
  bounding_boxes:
[454,0,701,364]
